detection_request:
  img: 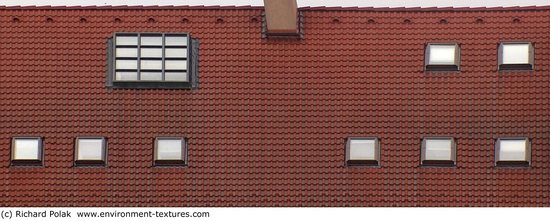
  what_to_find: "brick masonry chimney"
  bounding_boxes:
[263,0,298,35]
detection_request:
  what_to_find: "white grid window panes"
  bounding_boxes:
[115,59,138,69]
[140,36,163,46]
[165,72,188,81]
[165,60,187,70]
[165,36,188,46]
[115,72,138,81]
[165,48,187,58]
[140,48,163,58]
[115,36,138,45]
[116,48,138,57]
[113,33,189,82]
[140,60,162,70]
[141,72,163,81]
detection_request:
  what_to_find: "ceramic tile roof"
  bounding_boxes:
[0,6,549,207]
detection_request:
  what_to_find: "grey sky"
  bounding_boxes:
[2,0,550,7]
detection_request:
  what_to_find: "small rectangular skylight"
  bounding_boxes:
[11,137,43,166]
[428,45,456,65]
[13,139,41,160]
[349,139,376,160]
[74,137,107,166]
[498,42,534,70]
[421,137,456,166]
[155,137,187,166]
[502,44,530,64]
[496,138,530,167]
[425,139,453,161]
[346,137,380,166]
[425,43,460,71]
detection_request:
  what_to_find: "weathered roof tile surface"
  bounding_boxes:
[0,6,549,206]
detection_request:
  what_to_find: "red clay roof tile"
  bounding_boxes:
[0,5,549,206]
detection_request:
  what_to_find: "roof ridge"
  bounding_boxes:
[1,5,550,11]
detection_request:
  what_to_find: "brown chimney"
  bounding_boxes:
[263,0,298,35]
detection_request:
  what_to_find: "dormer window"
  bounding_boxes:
[107,32,199,88]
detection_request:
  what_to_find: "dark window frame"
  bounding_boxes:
[345,137,380,167]
[10,137,44,167]
[421,137,456,167]
[154,137,188,167]
[424,43,460,71]
[497,42,534,71]
[495,137,531,167]
[107,32,200,89]
[74,137,107,167]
